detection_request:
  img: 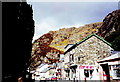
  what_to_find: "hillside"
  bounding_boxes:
[30,22,102,70]
[30,9,120,71]
[98,9,120,38]
[50,22,102,51]
[98,9,120,51]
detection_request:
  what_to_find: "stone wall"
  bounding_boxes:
[73,36,112,65]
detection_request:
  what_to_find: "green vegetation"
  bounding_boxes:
[105,31,120,51]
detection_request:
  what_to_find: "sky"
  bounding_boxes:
[27,1,119,42]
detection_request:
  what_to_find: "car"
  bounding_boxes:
[45,78,50,80]
[40,77,45,80]
[51,77,57,80]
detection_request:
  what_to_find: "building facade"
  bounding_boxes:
[98,52,120,81]
[64,34,113,80]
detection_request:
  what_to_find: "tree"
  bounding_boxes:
[2,2,34,81]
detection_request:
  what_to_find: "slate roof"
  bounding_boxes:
[37,64,45,68]
[64,44,74,49]
[98,52,120,63]
[111,51,120,55]
[40,64,55,73]
[40,67,51,73]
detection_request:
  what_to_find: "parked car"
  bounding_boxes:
[51,77,57,80]
[40,77,45,80]
[45,78,50,80]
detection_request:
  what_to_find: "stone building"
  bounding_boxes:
[97,52,120,81]
[64,33,113,80]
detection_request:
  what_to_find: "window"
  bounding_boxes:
[116,69,120,77]
[36,75,40,77]
[70,54,74,62]
[90,70,94,75]
[84,70,89,77]
[69,55,71,62]
[112,65,120,78]
[84,69,94,78]
[78,56,80,61]
[72,55,74,62]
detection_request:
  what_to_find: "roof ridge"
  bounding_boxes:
[77,33,111,46]
[92,33,111,46]
[64,33,112,54]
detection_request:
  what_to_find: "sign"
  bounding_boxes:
[79,65,94,69]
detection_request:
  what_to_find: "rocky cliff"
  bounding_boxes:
[98,9,120,51]
[98,9,120,38]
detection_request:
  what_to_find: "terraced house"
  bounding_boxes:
[63,33,113,80]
